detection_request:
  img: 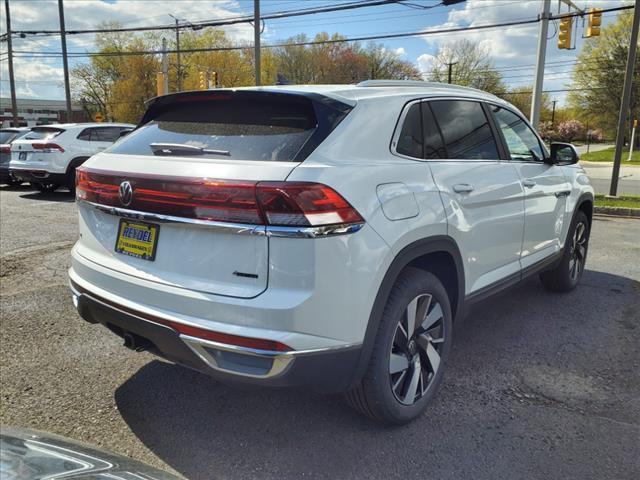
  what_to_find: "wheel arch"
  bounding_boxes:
[66,156,90,175]
[349,235,465,388]
[568,192,594,242]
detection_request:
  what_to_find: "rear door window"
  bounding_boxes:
[430,100,500,160]
[108,93,348,162]
[77,128,93,141]
[92,127,125,142]
[422,103,446,159]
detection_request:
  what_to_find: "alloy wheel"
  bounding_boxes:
[569,221,587,281]
[389,294,445,405]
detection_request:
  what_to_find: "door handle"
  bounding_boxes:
[452,183,474,193]
[555,190,571,198]
[523,179,537,188]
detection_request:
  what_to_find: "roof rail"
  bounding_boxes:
[356,80,490,95]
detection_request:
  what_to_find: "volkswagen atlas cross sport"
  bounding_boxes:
[69,81,594,424]
[10,123,134,193]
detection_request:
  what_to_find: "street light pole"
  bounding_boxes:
[57,0,73,122]
[254,0,261,86]
[530,0,550,128]
[551,100,557,127]
[609,0,639,196]
[4,0,19,127]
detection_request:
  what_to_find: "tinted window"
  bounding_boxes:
[430,100,499,160]
[0,131,20,144]
[77,128,92,141]
[395,103,423,158]
[23,127,64,141]
[492,106,545,162]
[422,103,446,159]
[93,127,125,142]
[109,96,328,162]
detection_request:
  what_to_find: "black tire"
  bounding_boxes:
[66,169,76,194]
[31,182,59,193]
[345,268,453,425]
[539,210,590,292]
[6,177,22,187]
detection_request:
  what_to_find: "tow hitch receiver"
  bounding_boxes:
[122,332,153,352]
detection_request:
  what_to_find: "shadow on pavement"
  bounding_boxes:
[115,270,639,480]
[19,190,75,202]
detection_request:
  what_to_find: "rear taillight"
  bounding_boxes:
[33,142,65,153]
[76,168,364,228]
[0,146,10,154]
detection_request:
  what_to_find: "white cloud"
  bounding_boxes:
[0,0,253,99]
[414,0,635,104]
[416,53,435,79]
[394,47,406,57]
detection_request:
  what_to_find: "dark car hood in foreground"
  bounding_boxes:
[1,426,182,480]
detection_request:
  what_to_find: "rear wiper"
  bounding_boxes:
[149,142,230,156]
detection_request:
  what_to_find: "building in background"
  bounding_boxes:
[0,98,89,127]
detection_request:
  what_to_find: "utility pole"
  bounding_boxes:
[530,0,550,128]
[551,100,557,126]
[57,0,72,122]
[4,0,19,127]
[254,0,261,86]
[162,37,169,94]
[610,0,639,196]
[169,16,182,91]
[447,61,457,84]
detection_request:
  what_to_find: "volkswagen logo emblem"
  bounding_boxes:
[119,181,134,207]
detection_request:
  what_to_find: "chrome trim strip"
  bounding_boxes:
[181,335,361,379]
[78,199,265,235]
[266,222,365,238]
[79,199,364,238]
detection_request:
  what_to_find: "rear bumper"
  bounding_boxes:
[10,168,67,184]
[70,280,362,393]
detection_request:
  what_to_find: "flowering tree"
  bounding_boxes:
[556,120,585,142]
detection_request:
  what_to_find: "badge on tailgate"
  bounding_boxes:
[115,219,160,261]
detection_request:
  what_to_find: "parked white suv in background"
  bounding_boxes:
[68,82,593,424]
[10,122,134,192]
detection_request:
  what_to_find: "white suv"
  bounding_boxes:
[10,122,134,192]
[68,82,593,424]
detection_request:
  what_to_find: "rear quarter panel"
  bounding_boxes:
[286,96,449,341]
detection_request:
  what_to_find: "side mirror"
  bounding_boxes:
[549,142,579,165]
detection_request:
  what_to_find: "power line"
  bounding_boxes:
[7,4,634,58]
[2,0,408,37]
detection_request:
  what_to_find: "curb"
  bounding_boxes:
[594,206,640,218]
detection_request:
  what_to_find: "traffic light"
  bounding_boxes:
[586,8,602,38]
[558,16,572,50]
[198,71,207,90]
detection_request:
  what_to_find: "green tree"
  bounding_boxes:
[427,40,505,95]
[568,13,639,140]
[498,86,552,121]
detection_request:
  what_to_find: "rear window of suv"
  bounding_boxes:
[109,93,351,162]
[23,127,64,141]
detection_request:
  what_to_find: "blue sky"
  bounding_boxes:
[0,0,634,105]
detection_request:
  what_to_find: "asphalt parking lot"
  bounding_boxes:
[1,185,639,480]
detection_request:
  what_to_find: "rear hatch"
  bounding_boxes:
[10,127,66,167]
[75,90,353,298]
